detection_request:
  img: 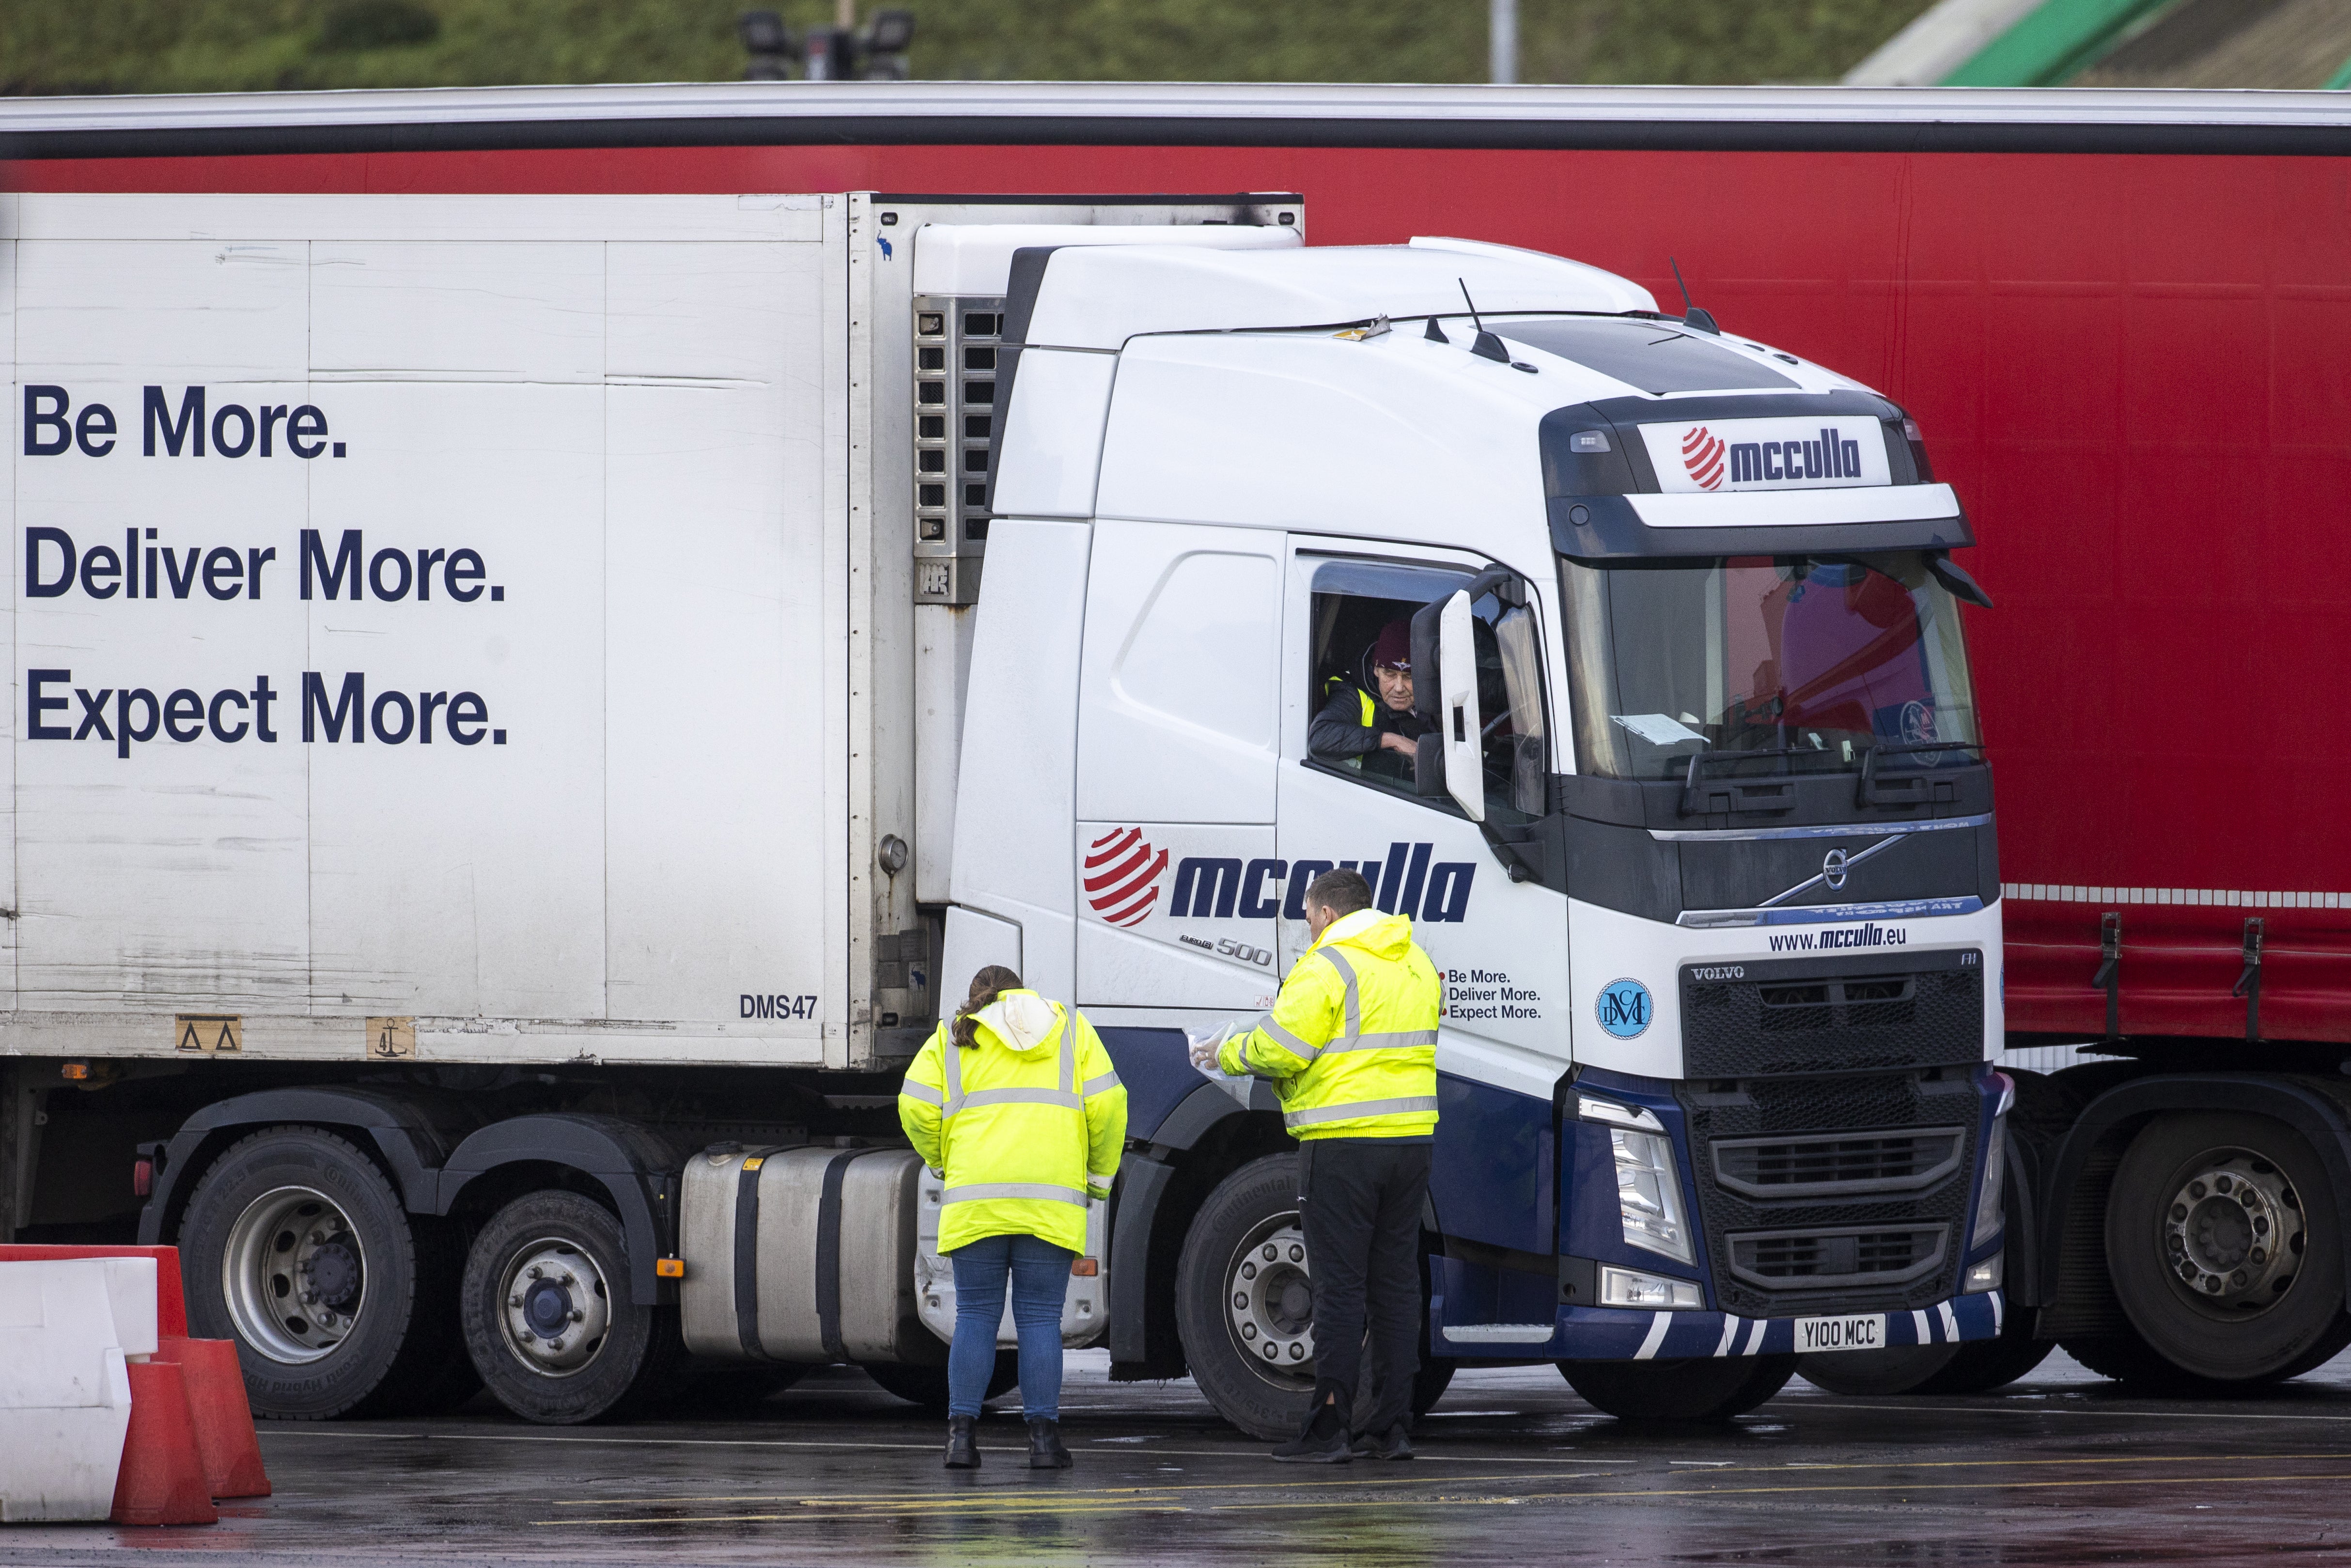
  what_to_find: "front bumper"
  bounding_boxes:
[1434,1289,2004,1362]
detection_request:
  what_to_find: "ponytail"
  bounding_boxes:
[952,964,1024,1050]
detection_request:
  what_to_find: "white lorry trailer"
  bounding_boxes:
[1,190,2011,1431]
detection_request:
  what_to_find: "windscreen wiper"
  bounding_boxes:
[1679,746,1806,817]
[1855,740,1984,807]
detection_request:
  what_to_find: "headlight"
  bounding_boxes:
[1583,1096,1694,1266]
[1963,1253,2003,1293]
[1971,1071,2013,1251]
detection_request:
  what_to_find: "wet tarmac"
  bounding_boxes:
[12,1349,2351,1566]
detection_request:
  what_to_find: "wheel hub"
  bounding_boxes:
[498,1240,612,1378]
[2163,1152,2304,1312]
[1226,1220,1316,1373]
[221,1187,367,1365]
[300,1239,361,1309]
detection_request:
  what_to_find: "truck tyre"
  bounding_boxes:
[665,1362,811,1413]
[180,1125,466,1420]
[1907,1307,2055,1395]
[1175,1153,1318,1441]
[1411,1357,1456,1417]
[2105,1113,2351,1385]
[1797,1342,1959,1397]
[863,1354,1017,1409]
[459,1190,681,1424]
[1802,1307,2055,1397]
[1560,1356,1796,1422]
[2056,1324,2199,1391]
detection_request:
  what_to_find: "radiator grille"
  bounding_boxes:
[1683,956,1983,1079]
[1712,1128,1964,1200]
[1728,1225,1948,1291]
[1674,963,1982,1318]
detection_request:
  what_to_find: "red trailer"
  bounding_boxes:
[5,80,2348,1392]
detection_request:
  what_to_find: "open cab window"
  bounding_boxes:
[1306,559,1548,823]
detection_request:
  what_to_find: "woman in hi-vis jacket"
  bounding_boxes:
[899,965,1127,1469]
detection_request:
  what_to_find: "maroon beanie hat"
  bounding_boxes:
[1372,621,1412,671]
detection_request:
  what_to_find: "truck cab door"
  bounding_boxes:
[1073,519,1287,1016]
[1277,544,1572,1266]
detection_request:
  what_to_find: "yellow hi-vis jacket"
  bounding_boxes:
[898,990,1127,1255]
[1217,908,1441,1140]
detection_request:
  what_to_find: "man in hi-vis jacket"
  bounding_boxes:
[1193,865,1441,1462]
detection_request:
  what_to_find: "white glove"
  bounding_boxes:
[1186,1023,1233,1072]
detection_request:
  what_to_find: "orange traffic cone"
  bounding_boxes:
[109,1360,218,1525]
[155,1338,271,1499]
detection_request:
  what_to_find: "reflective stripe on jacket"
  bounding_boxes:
[898,990,1127,1254]
[1216,908,1440,1141]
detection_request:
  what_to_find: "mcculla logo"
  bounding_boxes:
[1728,427,1864,486]
[1084,828,1168,928]
[1086,838,1479,926]
[1682,426,1727,490]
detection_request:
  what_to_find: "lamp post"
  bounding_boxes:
[1490,0,1517,85]
[741,5,914,81]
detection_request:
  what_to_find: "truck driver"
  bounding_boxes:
[1309,620,1433,783]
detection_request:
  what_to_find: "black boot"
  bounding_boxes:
[944,1415,981,1469]
[1350,1422,1415,1461]
[1271,1380,1353,1464]
[1026,1416,1073,1470]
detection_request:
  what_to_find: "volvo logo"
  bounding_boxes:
[1822,848,1851,891]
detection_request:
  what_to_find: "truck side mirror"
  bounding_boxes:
[1437,590,1485,823]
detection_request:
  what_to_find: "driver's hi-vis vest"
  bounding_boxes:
[1218,909,1441,1141]
[898,991,1127,1254]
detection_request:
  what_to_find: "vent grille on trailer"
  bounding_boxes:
[912,296,1001,605]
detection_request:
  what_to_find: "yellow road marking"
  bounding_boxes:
[551,1450,2351,1507]
[554,1469,1620,1508]
[537,1465,2351,1526]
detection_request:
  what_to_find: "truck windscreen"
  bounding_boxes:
[1559,552,1980,781]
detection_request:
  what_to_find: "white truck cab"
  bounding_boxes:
[942,232,2008,1424]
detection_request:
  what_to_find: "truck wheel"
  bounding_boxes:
[1174,1153,1317,1441]
[179,1125,464,1420]
[1803,1307,2055,1397]
[665,1362,811,1413]
[1798,1343,1959,1397]
[863,1354,1017,1409]
[1412,1357,1456,1417]
[459,1190,681,1425]
[1560,1356,1796,1422]
[1908,1307,2055,1395]
[2105,1113,2351,1384]
[2059,1323,2206,1391]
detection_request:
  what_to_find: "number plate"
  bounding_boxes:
[1793,1314,1886,1353]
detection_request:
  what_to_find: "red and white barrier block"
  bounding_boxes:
[0,1245,268,1525]
[0,1257,150,1521]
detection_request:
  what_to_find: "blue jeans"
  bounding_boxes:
[947,1232,1073,1420]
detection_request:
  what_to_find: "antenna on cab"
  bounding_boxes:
[1458,278,1510,364]
[1668,257,1719,335]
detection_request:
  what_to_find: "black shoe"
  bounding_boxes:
[1271,1395,1353,1464]
[1026,1417,1073,1470]
[1350,1424,1414,1461]
[1272,1425,1353,1463]
[944,1415,980,1469]
[1273,1380,1355,1464]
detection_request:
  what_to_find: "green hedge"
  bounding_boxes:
[3,0,1931,97]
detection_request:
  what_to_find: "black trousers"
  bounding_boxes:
[1299,1138,1431,1437]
